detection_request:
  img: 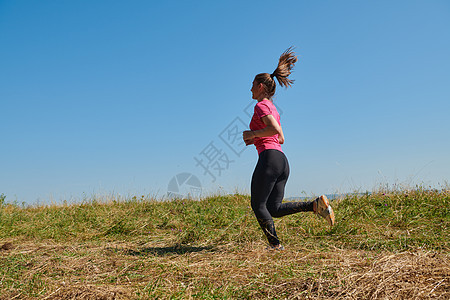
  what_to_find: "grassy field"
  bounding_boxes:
[0,189,448,299]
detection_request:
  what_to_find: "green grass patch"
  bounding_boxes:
[0,189,448,299]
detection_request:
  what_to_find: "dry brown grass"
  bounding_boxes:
[1,190,448,298]
[1,240,448,299]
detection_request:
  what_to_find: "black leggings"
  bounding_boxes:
[251,149,313,246]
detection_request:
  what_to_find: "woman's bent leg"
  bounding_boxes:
[266,153,314,217]
[268,179,314,217]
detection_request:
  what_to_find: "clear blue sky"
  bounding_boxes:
[1,0,449,204]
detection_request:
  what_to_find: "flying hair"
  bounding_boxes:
[254,47,298,98]
[272,46,298,88]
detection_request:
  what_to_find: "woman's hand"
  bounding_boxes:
[243,130,255,146]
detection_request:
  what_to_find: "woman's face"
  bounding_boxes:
[251,80,262,100]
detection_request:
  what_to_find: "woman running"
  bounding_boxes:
[242,47,335,250]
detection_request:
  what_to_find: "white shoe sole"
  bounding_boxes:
[316,195,335,226]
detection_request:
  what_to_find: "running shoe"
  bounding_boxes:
[266,244,285,251]
[314,195,335,226]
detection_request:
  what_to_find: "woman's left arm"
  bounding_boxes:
[242,114,284,145]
